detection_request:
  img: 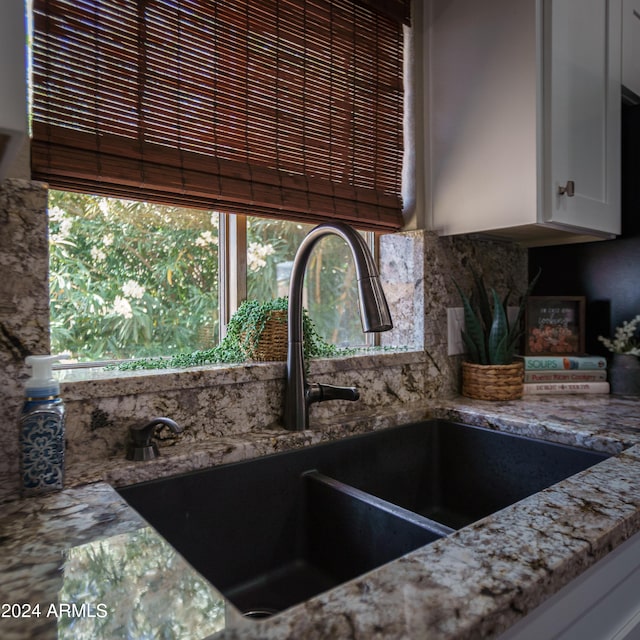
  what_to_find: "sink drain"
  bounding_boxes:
[243,607,278,620]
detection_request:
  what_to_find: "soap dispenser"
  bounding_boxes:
[19,354,68,495]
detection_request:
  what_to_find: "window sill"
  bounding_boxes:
[58,348,423,402]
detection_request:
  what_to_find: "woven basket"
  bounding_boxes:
[462,361,524,401]
[243,310,288,362]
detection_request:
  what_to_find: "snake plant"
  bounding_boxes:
[455,268,540,365]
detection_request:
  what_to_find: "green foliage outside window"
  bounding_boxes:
[49,192,366,363]
[246,216,363,347]
[49,191,220,361]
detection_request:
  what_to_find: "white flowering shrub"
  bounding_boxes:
[49,191,220,361]
[50,193,365,361]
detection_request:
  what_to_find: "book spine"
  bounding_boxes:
[523,381,610,395]
[524,370,607,382]
[518,356,607,370]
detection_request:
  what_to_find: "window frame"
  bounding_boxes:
[51,202,377,370]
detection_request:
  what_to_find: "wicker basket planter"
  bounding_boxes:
[461,361,524,401]
[242,309,288,362]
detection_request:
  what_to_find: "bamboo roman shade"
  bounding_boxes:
[31,0,409,231]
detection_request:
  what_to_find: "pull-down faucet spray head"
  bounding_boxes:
[357,275,393,333]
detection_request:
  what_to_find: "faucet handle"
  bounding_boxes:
[307,383,360,405]
[126,417,183,461]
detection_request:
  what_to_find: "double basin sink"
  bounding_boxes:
[118,419,608,618]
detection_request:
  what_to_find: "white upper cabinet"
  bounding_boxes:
[0,0,27,180]
[544,0,621,235]
[623,0,640,99]
[428,0,622,246]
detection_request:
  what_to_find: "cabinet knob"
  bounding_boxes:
[558,180,575,197]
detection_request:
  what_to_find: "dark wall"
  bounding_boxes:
[528,104,640,356]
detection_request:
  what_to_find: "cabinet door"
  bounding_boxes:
[498,531,640,640]
[623,0,640,98]
[429,0,539,236]
[544,0,621,235]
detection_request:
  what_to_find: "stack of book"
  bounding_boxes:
[517,355,610,395]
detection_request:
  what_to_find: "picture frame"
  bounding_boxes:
[525,296,586,356]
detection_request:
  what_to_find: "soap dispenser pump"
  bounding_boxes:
[19,354,68,495]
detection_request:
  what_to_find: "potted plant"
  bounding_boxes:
[455,269,539,400]
[225,297,289,362]
[597,315,640,396]
[116,297,344,371]
[220,297,346,364]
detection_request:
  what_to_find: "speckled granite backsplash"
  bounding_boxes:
[0,180,50,499]
[60,352,435,467]
[0,178,527,500]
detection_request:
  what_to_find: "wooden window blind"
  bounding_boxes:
[31,0,409,231]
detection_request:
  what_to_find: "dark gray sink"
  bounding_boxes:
[322,419,610,530]
[118,419,608,616]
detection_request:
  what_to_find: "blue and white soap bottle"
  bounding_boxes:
[20,354,68,495]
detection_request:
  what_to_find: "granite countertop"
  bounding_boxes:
[1,394,640,640]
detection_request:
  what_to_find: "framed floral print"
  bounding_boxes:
[525,296,586,356]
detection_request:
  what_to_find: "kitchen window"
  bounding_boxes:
[32,0,409,363]
[49,191,220,362]
[49,190,372,363]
